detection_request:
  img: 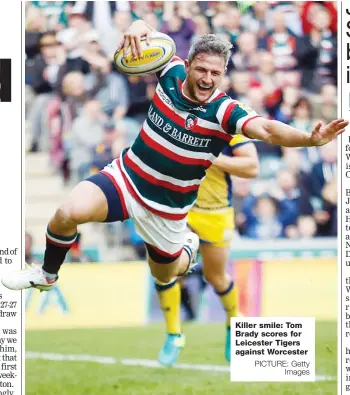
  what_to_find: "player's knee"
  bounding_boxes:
[203,271,225,288]
[54,202,85,227]
[150,268,176,284]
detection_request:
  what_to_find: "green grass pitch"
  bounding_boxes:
[26,321,337,395]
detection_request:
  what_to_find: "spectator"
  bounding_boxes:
[251,52,283,158]
[192,15,211,41]
[144,12,161,31]
[68,99,105,182]
[283,145,316,178]
[25,6,47,60]
[213,7,242,46]
[259,10,297,72]
[281,148,315,212]
[125,75,155,124]
[26,31,64,152]
[274,85,300,123]
[301,1,337,35]
[241,2,271,39]
[161,2,195,60]
[269,169,302,229]
[244,195,284,239]
[269,1,303,36]
[231,177,254,235]
[286,215,318,239]
[83,36,130,119]
[310,84,337,125]
[131,1,153,20]
[31,1,72,32]
[309,141,337,236]
[218,75,233,96]
[297,216,318,239]
[56,9,99,70]
[90,120,126,174]
[82,1,131,38]
[231,32,260,72]
[99,10,133,60]
[253,51,283,117]
[296,7,337,92]
[51,70,88,159]
[58,66,104,122]
[309,141,337,201]
[247,87,270,119]
[290,97,314,132]
[230,71,251,103]
[322,177,337,236]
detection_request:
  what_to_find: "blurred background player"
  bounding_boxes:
[157,134,259,365]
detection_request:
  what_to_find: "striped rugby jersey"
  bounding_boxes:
[119,56,261,220]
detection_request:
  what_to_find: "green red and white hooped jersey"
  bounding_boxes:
[119,56,261,220]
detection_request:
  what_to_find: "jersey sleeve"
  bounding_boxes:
[229,134,254,150]
[216,99,262,136]
[156,56,185,80]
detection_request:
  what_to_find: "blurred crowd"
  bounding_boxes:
[25,1,338,245]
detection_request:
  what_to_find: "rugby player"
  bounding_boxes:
[2,19,346,338]
[157,134,259,366]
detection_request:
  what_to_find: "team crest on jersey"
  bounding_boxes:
[185,114,198,130]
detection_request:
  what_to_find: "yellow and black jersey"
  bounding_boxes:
[193,134,252,210]
[187,135,254,247]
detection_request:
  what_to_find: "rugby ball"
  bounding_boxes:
[114,32,176,76]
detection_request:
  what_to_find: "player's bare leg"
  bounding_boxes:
[49,181,108,237]
[201,244,237,362]
[201,244,231,292]
[1,181,108,291]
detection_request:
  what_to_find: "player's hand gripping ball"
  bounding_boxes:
[114,32,176,76]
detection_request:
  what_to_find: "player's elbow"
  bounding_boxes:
[248,161,260,178]
[245,119,278,145]
[243,159,259,178]
[260,120,281,145]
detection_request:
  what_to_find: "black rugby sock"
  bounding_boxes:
[42,227,77,275]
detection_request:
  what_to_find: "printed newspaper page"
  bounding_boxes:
[0,1,346,394]
[0,1,23,395]
[341,2,350,394]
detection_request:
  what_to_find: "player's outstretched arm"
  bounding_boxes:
[118,20,156,59]
[243,117,348,147]
[214,143,259,178]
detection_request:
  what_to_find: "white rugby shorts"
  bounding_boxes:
[101,159,187,259]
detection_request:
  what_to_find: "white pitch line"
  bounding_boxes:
[26,352,116,365]
[26,352,335,381]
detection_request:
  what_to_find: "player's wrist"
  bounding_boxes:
[309,133,328,147]
[132,19,155,33]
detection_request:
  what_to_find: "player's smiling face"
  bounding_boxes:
[184,53,226,103]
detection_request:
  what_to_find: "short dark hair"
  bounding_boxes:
[188,34,232,66]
